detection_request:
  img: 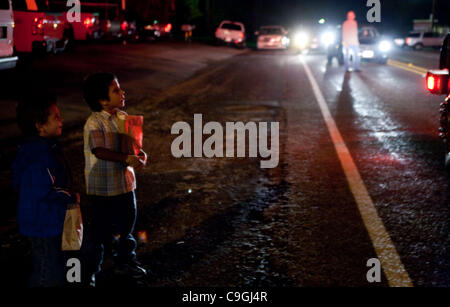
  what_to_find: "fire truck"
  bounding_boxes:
[12,0,67,53]
[0,0,17,70]
[49,1,101,41]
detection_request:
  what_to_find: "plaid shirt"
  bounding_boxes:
[84,110,136,196]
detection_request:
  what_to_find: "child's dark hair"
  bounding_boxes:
[83,72,117,111]
[16,94,57,136]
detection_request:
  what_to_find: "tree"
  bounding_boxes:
[180,0,203,23]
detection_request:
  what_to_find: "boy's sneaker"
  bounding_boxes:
[80,272,96,288]
[115,260,147,279]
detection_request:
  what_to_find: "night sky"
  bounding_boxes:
[205,0,450,36]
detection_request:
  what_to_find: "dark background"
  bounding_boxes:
[190,0,450,36]
[55,0,450,37]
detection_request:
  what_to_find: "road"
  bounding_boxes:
[0,42,448,287]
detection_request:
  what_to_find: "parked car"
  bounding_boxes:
[255,25,289,50]
[0,0,17,70]
[215,20,246,48]
[12,0,68,53]
[138,20,172,42]
[405,31,445,50]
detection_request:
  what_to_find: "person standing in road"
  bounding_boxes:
[342,11,361,72]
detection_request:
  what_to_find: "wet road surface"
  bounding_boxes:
[0,44,448,287]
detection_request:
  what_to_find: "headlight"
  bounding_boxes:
[321,32,335,47]
[282,36,290,46]
[379,40,391,52]
[294,32,308,47]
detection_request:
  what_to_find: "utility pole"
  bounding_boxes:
[430,0,436,32]
[206,0,211,34]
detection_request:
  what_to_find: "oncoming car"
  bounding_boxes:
[357,25,392,64]
[255,25,289,50]
[325,26,344,65]
[291,26,336,54]
[326,25,390,65]
[291,29,309,53]
[215,20,246,48]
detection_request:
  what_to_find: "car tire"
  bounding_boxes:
[413,43,423,50]
[337,53,344,65]
[445,152,450,170]
[377,57,388,64]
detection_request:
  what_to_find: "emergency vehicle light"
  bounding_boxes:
[164,23,172,33]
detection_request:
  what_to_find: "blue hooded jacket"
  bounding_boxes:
[12,136,77,237]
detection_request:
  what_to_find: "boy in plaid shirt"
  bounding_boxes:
[82,72,147,286]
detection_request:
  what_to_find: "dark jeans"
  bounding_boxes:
[82,191,137,278]
[28,236,65,287]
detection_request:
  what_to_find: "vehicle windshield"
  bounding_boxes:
[408,33,421,38]
[359,28,379,43]
[221,23,243,31]
[12,0,48,12]
[260,28,283,35]
[0,0,10,10]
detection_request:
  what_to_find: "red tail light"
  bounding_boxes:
[427,75,435,91]
[406,38,411,45]
[32,17,44,35]
[121,21,128,31]
[239,32,244,39]
[84,18,92,28]
[164,23,172,32]
[426,70,449,95]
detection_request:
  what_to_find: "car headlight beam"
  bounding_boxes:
[294,32,309,48]
[321,31,335,47]
[379,40,391,52]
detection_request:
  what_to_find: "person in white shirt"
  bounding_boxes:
[342,11,361,71]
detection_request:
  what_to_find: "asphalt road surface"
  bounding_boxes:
[0,42,448,288]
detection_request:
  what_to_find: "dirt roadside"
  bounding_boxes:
[0,42,260,287]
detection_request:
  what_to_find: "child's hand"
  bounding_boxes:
[74,192,80,204]
[126,155,142,168]
[138,150,148,168]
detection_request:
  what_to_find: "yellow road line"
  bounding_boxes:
[302,59,413,287]
[387,59,428,76]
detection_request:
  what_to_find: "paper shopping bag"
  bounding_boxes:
[117,112,144,155]
[61,203,83,251]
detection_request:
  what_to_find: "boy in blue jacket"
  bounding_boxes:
[12,95,79,287]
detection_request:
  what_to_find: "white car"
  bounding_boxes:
[256,25,289,50]
[405,31,445,50]
[357,25,392,64]
[215,20,246,48]
[0,0,17,70]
